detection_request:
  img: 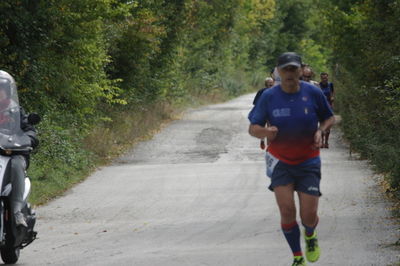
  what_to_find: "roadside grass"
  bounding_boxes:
[27,88,239,206]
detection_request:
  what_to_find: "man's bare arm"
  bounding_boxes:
[248,124,278,141]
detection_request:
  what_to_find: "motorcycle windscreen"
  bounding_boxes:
[0,72,22,136]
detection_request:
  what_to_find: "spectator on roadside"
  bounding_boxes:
[248,52,335,266]
[319,72,335,148]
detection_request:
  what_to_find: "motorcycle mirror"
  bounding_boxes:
[28,113,41,125]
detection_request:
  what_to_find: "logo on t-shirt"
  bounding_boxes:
[272,108,291,117]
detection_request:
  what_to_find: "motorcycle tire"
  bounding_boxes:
[0,247,20,264]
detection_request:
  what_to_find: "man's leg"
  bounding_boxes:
[11,155,28,227]
[298,192,320,262]
[274,184,305,264]
[324,130,331,148]
[298,192,319,230]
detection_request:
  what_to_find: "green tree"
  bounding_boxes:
[318,0,400,189]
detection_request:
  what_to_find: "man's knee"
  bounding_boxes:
[279,204,297,220]
[300,209,318,225]
[11,156,27,175]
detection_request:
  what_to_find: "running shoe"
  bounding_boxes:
[304,231,320,262]
[292,256,307,266]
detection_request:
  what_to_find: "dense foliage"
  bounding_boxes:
[4,0,398,201]
[316,0,400,191]
[1,0,319,202]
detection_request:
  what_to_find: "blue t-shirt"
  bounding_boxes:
[248,81,334,165]
[320,82,334,104]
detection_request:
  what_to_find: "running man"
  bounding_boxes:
[248,52,335,266]
[253,77,275,150]
[302,65,320,88]
[319,72,335,148]
[253,77,274,105]
[272,67,281,86]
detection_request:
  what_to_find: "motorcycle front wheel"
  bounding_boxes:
[1,247,20,264]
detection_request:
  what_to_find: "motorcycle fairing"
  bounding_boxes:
[0,156,11,195]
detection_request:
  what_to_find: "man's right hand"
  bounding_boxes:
[265,126,278,141]
[248,124,278,141]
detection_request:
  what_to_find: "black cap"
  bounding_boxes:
[277,52,302,68]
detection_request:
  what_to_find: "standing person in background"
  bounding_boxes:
[319,72,335,148]
[248,52,335,266]
[253,77,275,149]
